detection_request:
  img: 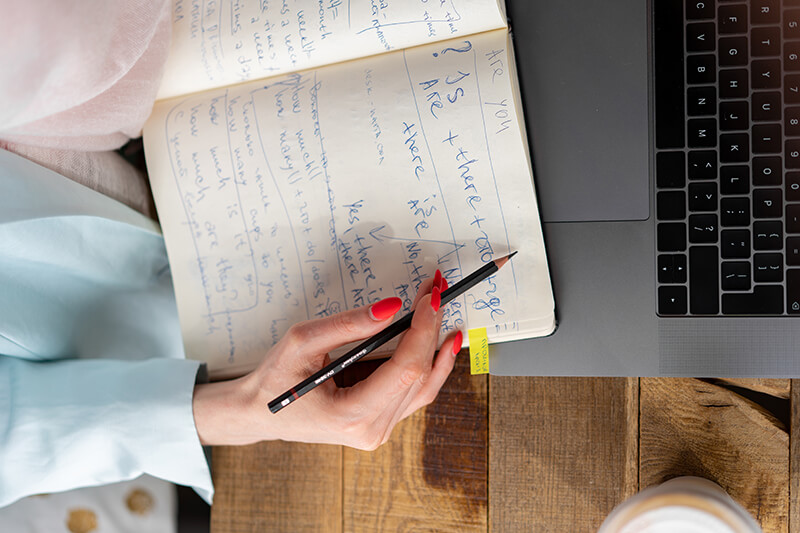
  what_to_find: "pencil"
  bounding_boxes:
[268,251,518,413]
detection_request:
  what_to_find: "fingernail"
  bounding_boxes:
[433,269,442,291]
[441,277,448,292]
[430,286,441,312]
[452,330,463,355]
[369,297,403,321]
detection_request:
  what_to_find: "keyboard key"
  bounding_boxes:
[751,27,780,57]
[753,220,783,250]
[687,55,717,84]
[719,101,748,130]
[657,191,686,220]
[751,0,780,24]
[687,87,716,116]
[753,189,782,218]
[722,229,751,258]
[755,253,783,282]
[687,0,714,20]
[689,214,719,243]
[787,139,800,168]
[719,36,748,67]
[656,151,686,188]
[752,124,781,153]
[720,133,749,162]
[688,182,717,211]
[786,75,800,104]
[719,69,748,98]
[752,92,781,121]
[786,42,800,72]
[786,107,800,137]
[688,150,717,179]
[658,254,687,283]
[688,23,717,52]
[752,156,782,185]
[722,261,751,290]
[751,59,781,89]
[719,5,747,33]
[720,165,750,194]
[787,269,800,313]
[658,223,687,251]
[721,197,750,226]
[689,246,719,314]
[787,173,800,201]
[787,9,800,39]
[659,285,688,315]
[722,285,783,314]
[787,204,800,233]
[654,0,686,149]
[787,236,800,265]
[688,118,717,147]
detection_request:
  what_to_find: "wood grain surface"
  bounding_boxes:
[640,378,789,532]
[210,375,797,533]
[343,354,488,532]
[488,377,639,532]
[210,441,342,533]
[792,380,799,533]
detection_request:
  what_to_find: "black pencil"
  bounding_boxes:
[267,251,517,413]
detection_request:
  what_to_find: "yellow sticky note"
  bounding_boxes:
[468,327,489,375]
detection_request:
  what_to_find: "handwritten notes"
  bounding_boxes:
[145,30,554,377]
[158,0,507,99]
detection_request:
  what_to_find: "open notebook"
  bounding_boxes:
[143,0,554,379]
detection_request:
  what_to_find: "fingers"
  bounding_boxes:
[399,330,462,420]
[279,296,403,357]
[341,290,442,414]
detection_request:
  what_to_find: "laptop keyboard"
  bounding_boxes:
[654,0,800,316]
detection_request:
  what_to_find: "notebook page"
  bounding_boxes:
[157,0,507,99]
[144,29,554,378]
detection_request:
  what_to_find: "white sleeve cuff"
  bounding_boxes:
[0,356,214,508]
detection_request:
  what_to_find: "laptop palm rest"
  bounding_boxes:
[507,0,650,223]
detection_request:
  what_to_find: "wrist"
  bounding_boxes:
[192,374,273,446]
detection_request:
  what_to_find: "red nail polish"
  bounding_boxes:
[433,269,442,291]
[441,277,448,292]
[452,330,463,355]
[430,286,441,312]
[369,297,403,321]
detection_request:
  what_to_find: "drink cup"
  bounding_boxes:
[598,477,762,533]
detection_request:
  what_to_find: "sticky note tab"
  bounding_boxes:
[468,327,489,375]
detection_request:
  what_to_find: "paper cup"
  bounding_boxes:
[598,477,762,533]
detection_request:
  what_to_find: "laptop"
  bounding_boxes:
[492,0,800,377]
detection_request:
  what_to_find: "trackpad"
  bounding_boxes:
[507,0,650,223]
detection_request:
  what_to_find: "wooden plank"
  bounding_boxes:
[342,355,488,532]
[792,380,800,533]
[210,442,342,533]
[708,378,791,399]
[489,377,639,532]
[640,378,789,533]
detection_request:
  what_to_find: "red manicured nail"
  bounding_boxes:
[441,277,448,291]
[369,297,402,321]
[430,286,441,312]
[433,269,442,290]
[452,330,463,355]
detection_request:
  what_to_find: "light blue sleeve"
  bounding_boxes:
[0,150,214,507]
[0,356,213,508]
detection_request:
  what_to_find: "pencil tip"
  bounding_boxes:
[494,251,518,269]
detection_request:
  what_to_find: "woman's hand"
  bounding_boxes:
[192,272,462,450]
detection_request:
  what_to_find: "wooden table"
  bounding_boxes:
[210,355,795,532]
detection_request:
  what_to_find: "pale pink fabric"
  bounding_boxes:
[0,0,172,151]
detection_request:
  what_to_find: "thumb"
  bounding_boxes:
[280,297,403,357]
